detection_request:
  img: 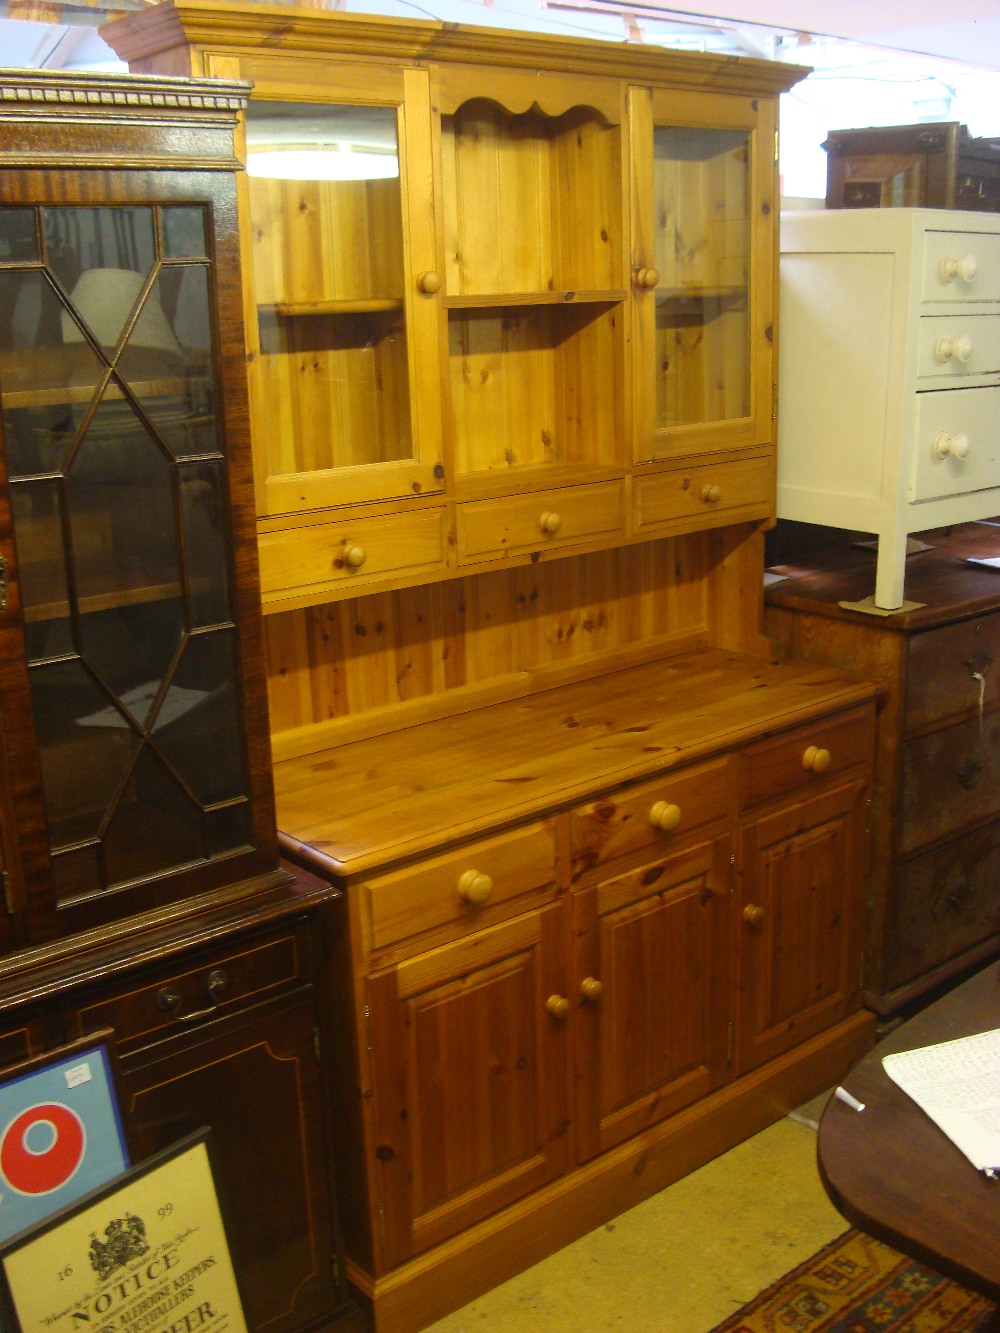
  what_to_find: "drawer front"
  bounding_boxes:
[900,711,1000,854]
[886,820,1000,992]
[633,454,772,535]
[912,386,1000,502]
[738,706,873,814]
[364,821,557,951]
[916,314,1000,381]
[569,758,730,882]
[72,932,304,1047]
[456,482,624,563]
[922,228,1000,303]
[905,612,1000,731]
[257,506,447,604]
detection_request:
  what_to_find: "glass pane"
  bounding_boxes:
[152,630,247,806]
[651,127,750,430]
[42,206,156,300]
[179,460,232,628]
[245,100,412,473]
[162,206,207,259]
[0,209,38,262]
[0,205,253,904]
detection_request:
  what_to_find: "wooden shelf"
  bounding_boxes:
[259,297,404,317]
[444,290,626,309]
[655,284,746,304]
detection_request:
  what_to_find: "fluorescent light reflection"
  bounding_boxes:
[247,145,399,181]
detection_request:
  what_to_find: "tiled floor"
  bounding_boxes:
[425,1092,845,1333]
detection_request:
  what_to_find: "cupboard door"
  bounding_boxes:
[573,836,733,1162]
[630,87,777,462]
[735,778,868,1074]
[239,60,444,515]
[366,903,568,1268]
[116,992,345,1333]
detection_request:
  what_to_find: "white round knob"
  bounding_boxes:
[539,512,563,535]
[933,432,970,461]
[940,254,978,284]
[935,334,973,364]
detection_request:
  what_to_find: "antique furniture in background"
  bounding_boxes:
[0,68,362,1333]
[102,7,880,1330]
[824,122,1000,212]
[777,207,1000,610]
[766,521,1000,1016]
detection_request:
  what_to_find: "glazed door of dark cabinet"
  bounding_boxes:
[116,992,344,1333]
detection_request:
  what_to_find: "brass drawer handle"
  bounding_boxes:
[156,968,228,1022]
[802,745,831,773]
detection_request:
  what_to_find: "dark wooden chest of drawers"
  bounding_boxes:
[766,521,1000,1013]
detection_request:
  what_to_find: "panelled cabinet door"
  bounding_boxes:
[366,902,569,1269]
[113,992,343,1333]
[573,836,734,1162]
[232,56,444,516]
[735,778,868,1074]
[630,87,777,463]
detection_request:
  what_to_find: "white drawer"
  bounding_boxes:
[917,314,1000,381]
[921,229,1000,304]
[911,385,1000,501]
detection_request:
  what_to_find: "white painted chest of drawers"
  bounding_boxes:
[777,208,1000,610]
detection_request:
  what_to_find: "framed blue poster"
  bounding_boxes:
[0,1033,129,1243]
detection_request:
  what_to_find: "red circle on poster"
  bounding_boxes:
[0,1103,86,1195]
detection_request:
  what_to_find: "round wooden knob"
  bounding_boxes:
[416,271,441,294]
[546,994,571,1019]
[649,800,681,832]
[539,511,563,535]
[343,543,367,569]
[457,869,494,904]
[743,903,765,925]
[636,267,660,289]
[700,484,722,504]
[580,977,604,1002]
[802,745,831,773]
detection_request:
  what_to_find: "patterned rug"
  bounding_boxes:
[710,1228,997,1332]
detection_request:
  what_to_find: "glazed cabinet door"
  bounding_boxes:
[735,778,869,1074]
[0,119,279,942]
[235,57,444,518]
[366,902,569,1269]
[630,87,778,463]
[573,835,734,1162]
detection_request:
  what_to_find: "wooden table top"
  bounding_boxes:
[818,961,1000,1301]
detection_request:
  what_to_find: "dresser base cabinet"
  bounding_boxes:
[278,652,878,1333]
[766,521,1000,1014]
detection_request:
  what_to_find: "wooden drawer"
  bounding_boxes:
[738,706,873,814]
[71,931,304,1048]
[456,482,623,563]
[886,820,1000,992]
[569,758,730,882]
[633,454,772,535]
[899,710,1000,854]
[257,506,447,606]
[905,611,1000,731]
[363,821,557,952]
[921,228,1000,303]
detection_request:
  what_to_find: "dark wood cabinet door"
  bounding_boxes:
[573,836,734,1162]
[736,778,868,1074]
[117,994,343,1333]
